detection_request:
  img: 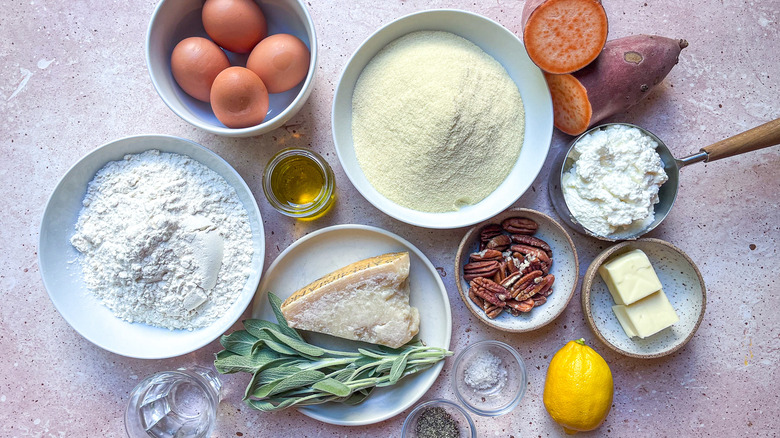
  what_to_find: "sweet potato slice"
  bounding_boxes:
[546,34,689,136]
[522,0,608,74]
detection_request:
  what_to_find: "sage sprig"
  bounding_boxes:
[214,293,452,412]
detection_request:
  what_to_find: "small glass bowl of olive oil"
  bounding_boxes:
[262,148,335,219]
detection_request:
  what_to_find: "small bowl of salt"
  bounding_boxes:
[452,340,527,417]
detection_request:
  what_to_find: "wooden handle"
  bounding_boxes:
[702,118,780,162]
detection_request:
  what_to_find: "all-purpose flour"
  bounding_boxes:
[352,31,525,212]
[70,150,253,330]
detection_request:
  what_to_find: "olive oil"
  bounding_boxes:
[263,148,335,219]
[271,155,325,206]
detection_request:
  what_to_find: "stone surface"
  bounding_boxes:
[1,0,778,437]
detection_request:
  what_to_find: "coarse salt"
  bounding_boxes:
[464,351,506,391]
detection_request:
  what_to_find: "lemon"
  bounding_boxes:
[543,338,613,435]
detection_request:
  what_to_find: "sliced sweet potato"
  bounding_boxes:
[546,34,689,136]
[522,0,609,74]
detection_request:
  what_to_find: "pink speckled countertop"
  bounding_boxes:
[1,1,778,437]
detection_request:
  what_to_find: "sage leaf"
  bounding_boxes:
[244,319,284,338]
[215,349,237,361]
[258,369,327,398]
[257,366,303,386]
[312,378,352,397]
[264,339,299,356]
[268,330,325,358]
[268,292,305,341]
[388,350,411,385]
[220,330,258,356]
[342,389,372,406]
[357,348,385,359]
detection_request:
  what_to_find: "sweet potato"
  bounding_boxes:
[546,35,689,136]
[522,0,608,74]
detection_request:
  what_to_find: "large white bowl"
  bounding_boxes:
[146,0,317,137]
[332,9,553,229]
[39,135,265,359]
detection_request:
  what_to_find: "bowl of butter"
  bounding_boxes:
[581,238,706,358]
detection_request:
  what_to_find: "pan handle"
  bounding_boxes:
[701,117,780,162]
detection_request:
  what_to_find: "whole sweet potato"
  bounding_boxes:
[546,34,688,136]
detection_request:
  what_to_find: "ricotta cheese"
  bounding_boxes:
[280,252,420,348]
[561,125,668,238]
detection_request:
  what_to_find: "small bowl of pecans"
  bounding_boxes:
[455,208,579,332]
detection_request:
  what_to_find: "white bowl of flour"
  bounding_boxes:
[332,9,553,229]
[39,135,264,359]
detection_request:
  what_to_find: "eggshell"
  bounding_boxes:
[170,37,230,102]
[202,0,267,54]
[210,67,270,128]
[247,34,310,93]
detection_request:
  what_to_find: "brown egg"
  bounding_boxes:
[202,0,267,54]
[210,67,269,128]
[247,34,310,93]
[170,37,230,102]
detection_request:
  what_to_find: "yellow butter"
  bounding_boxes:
[599,249,662,305]
[612,289,679,339]
[611,305,638,338]
[280,252,420,348]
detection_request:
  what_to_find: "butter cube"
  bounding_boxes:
[611,305,638,338]
[612,289,679,339]
[599,249,662,305]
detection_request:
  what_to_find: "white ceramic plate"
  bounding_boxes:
[331,9,553,229]
[38,135,265,359]
[251,225,452,426]
[582,239,707,358]
[454,208,579,332]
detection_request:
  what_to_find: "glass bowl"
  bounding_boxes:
[401,399,476,438]
[262,147,335,219]
[452,340,527,416]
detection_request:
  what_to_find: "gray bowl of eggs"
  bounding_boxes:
[146,0,317,137]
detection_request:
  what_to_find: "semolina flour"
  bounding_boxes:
[352,31,525,212]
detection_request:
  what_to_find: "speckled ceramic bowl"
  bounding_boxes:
[455,208,579,332]
[582,238,707,358]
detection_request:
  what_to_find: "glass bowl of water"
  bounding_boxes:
[125,366,222,438]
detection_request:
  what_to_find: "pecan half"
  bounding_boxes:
[484,305,503,319]
[506,256,520,274]
[470,277,508,307]
[525,274,554,299]
[532,295,547,307]
[500,271,522,289]
[538,274,555,296]
[509,270,544,299]
[468,289,485,308]
[510,235,553,258]
[463,260,500,282]
[510,244,551,265]
[501,217,538,235]
[493,261,506,283]
[469,249,503,262]
[486,234,511,252]
[506,298,534,313]
[480,224,503,243]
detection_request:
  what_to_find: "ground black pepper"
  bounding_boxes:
[415,406,461,438]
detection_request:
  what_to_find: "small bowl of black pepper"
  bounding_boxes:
[401,399,476,438]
